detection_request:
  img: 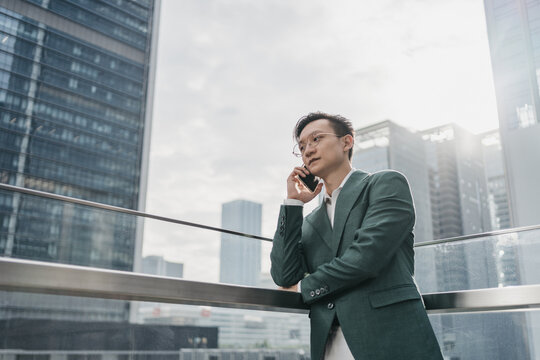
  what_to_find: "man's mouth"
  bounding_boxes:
[309,158,320,166]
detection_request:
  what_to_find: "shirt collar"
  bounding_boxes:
[323,168,356,201]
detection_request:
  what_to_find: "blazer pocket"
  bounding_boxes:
[369,284,421,309]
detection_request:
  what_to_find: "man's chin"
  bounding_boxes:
[309,166,323,178]
[307,160,320,172]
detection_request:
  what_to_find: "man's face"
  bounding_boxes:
[297,119,350,177]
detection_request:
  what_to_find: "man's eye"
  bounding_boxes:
[299,145,305,151]
[313,136,321,142]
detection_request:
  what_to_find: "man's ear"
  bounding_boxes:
[342,134,354,152]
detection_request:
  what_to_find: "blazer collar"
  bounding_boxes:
[331,170,371,255]
[306,170,371,253]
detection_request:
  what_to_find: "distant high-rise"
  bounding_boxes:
[142,255,183,278]
[137,255,183,321]
[352,120,433,244]
[0,0,160,321]
[220,200,261,286]
[421,124,492,240]
[484,0,540,228]
[421,124,493,294]
[421,124,530,360]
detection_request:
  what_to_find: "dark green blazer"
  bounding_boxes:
[270,170,442,360]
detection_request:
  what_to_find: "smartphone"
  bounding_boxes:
[299,165,320,192]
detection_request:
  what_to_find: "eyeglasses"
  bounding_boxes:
[292,132,343,157]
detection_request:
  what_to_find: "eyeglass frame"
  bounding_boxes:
[292,132,345,157]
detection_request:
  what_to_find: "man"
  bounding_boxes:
[270,112,442,360]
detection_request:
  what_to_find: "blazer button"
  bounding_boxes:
[327,302,334,310]
[315,289,321,295]
[310,291,315,297]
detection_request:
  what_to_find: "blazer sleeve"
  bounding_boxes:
[270,205,308,287]
[300,171,415,304]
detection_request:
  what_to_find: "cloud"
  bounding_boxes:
[143,0,498,283]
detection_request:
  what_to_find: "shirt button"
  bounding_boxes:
[327,302,334,310]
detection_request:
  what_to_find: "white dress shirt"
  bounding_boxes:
[283,169,356,359]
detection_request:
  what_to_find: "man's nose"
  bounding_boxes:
[304,142,316,157]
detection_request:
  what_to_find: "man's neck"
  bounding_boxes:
[322,163,352,196]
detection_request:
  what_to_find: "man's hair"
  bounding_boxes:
[294,112,355,160]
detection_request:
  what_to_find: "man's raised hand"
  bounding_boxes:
[286,166,323,203]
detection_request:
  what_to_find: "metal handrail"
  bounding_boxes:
[0,183,271,242]
[1,257,540,315]
[0,257,306,313]
[414,224,540,247]
[1,183,539,246]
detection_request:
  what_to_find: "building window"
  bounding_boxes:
[69,78,78,89]
[515,103,536,129]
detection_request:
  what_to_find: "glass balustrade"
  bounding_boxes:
[1,184,540,359]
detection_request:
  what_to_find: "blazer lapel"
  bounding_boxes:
[331,170,371,256]
[305,203,333,250]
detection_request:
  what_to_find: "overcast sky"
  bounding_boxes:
[142,0,498,283]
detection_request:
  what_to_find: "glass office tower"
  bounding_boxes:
[0,0,160,321]
[484,0,540,228]
[484,1,540,355]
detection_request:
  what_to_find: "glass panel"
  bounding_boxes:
[430,309,539,360]
[415,228,540,293]
[0,188,277,287]
[0,293,309,358]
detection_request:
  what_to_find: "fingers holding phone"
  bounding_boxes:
[287,166,323,203]
[299,165,320,192]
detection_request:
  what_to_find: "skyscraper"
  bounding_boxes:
[421,124,530,359]
[0,0,160,321]
[421,124,493,294]
[484,1,540,356]
[142,255,184,278]
[484,0,540,228]
[220,199,262,286]
[421,124,492,240]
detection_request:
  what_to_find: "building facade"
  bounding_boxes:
[484,0,540,228]
[142,255,184,278]
[421,124,492,240]
[421,124,529,359]
[484,1,540,356]
[0,0,160,321]
[139,304,310,352]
